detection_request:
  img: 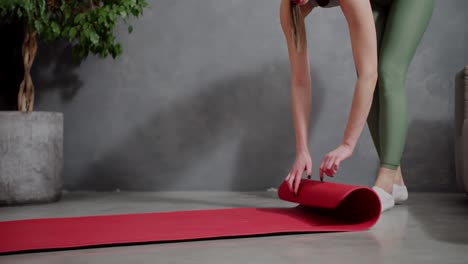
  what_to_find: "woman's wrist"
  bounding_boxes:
[341,140,355,153]
[296,145,310,156]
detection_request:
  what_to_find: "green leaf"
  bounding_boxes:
[128,25,133,33]
[51,22,60,34]
[82,27,90,39]
[63,6,71,21]
[119,10,127,19]
[74,13,83,24]
[69,27,77,39]
[34,20,42,32]
[89,31,99,45]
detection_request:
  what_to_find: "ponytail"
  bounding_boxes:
[290,2,306,52]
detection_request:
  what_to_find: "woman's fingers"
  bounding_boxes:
[332,164,338,174]
[326,156,336,176]
[333,159,341,174]
[319,155,329,174]
[320,154,335,177]
[290,171,297,193]
[285,172,293,191]
[293,170,302,194]
[289,173,296,191]
[306,162,312,179]
[326,155,334,170]
[286,169,305,194]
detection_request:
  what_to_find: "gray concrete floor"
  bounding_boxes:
[1,191,468,264]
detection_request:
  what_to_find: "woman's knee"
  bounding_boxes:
[378,61,407,96]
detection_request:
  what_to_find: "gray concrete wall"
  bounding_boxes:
[32,0,468,192]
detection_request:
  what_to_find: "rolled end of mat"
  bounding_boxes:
[278,179,381,230]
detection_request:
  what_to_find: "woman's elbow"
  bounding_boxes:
[291,80,311,91]
[358,69,378,87]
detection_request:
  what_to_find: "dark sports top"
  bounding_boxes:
[309,0,393,8]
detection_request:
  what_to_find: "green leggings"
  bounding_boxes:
[367,0,434,170]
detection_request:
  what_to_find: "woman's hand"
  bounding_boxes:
[285,151,312,195]
[319,144,353,180]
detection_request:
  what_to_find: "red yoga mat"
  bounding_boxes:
[0,180,381,254]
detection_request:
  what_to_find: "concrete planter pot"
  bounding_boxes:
[0,111,63,205]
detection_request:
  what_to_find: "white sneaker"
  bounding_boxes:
[392,184,408,204]
[372,186,395,213]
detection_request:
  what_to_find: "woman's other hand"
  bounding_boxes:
[319,144,353,180]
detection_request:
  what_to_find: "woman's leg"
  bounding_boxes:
[367,2,388,159]
[368,3,399,196]
[374,0,434,191]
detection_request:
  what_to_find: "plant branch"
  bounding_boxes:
[18,23,37,112]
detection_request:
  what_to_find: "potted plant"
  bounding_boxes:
[0,0,148,205]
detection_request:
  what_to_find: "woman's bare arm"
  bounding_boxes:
[340,0,378,148]
[280,0,314,193]
[320,0,378,177]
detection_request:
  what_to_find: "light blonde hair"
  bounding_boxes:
[290,3,306,52]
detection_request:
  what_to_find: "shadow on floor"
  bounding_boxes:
[408,194,468,245]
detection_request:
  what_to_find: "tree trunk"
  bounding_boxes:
[18,23,37,112]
